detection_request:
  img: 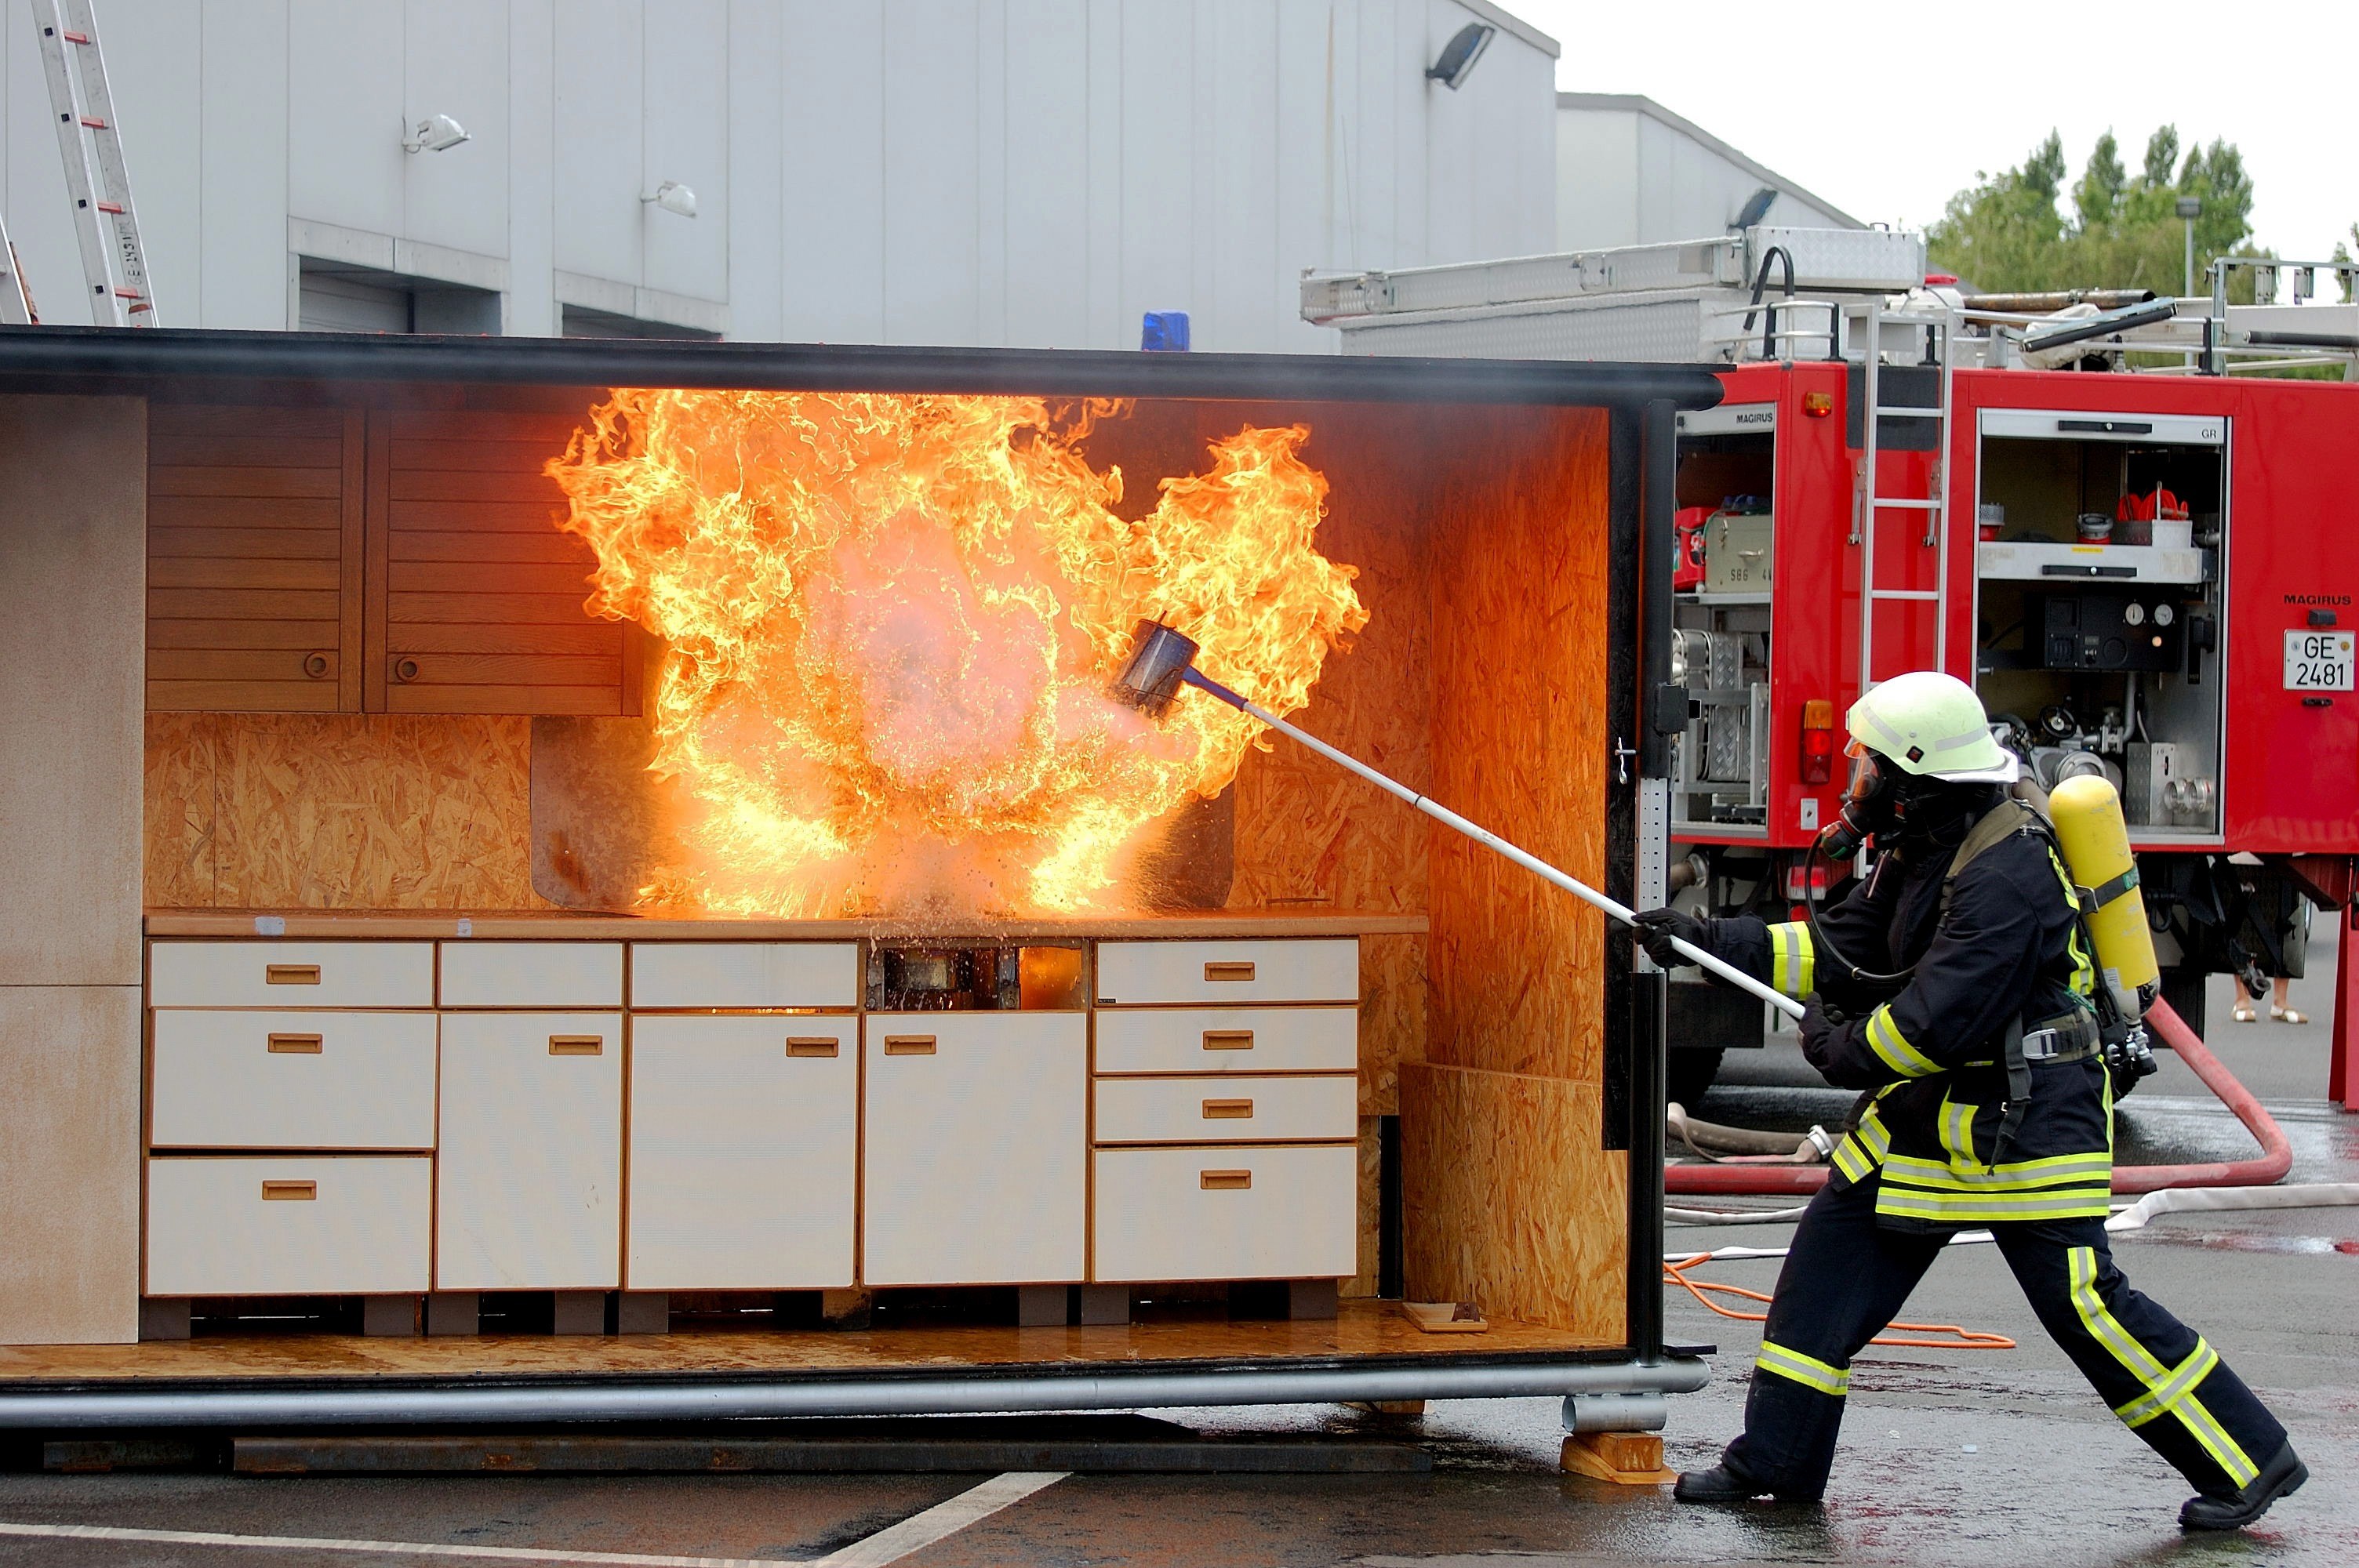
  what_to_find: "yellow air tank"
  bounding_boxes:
[2048,775,2160,1017]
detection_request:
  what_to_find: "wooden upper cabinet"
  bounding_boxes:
[146,405,364,712]
[369,409,635,717]
[144,403,637,717]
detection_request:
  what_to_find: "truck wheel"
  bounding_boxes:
[2159,966,2206,1040]
[1667,1048,1725,1110]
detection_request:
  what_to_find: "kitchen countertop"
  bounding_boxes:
[145,909,1430,940]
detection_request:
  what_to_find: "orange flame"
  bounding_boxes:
[547,390,1365,916]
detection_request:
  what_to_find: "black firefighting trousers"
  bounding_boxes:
[1718,1171,2288,1501]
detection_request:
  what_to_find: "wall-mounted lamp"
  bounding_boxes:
[642,181,698,219]
[1425,23,1494,89]
[1732,187,1779,230]
[402,114,469,154]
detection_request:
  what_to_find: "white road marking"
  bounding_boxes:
[812,1472,1067,1567]
[0,1519,794,1566]
[0,1470,1068,1568]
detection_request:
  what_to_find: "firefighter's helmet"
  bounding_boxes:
[1846,670,2018,783]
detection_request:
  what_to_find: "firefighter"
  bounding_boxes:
[1634,670,2304,1531]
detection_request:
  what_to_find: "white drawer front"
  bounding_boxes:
[150,1011,437,1150]
[149,942,433,1009]
[1092,1145,1357,1283]
[627,1015,858,1290]
[1094,1007,1358,1076]
[436,1011,623,1290]
[439,942,623,1008]
[862,1012,1085,1286]
[1093,1075,1358,1145]
[630,942,860,1010]
[1095,939,1358,1006]
[146,1156,431,1296]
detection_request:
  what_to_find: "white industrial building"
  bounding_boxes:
[1,0,1561,352]
[1554,92,1858,252]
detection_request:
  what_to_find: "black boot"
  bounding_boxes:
[1674,1459,1790,1504]
[2180,1443,2306,1532]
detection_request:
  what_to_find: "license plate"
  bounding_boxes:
[2284,629,2355,691]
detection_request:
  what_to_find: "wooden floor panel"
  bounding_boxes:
[0,1301,1611,1384]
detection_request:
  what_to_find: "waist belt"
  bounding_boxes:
[2019,1010,2102,1064]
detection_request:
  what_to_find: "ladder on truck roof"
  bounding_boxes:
[1848,296,1955,694]
[31,0,155,325]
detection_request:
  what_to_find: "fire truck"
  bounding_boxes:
[1305,230,2359,1100]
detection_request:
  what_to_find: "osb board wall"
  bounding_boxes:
[1406,405,1621,1333]
[1426,407,1612,1083]
[1401,1062,1624,1338]
[145,713,542,909]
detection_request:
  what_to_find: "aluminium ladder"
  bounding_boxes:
[31,0,155,325]
[1847,296,1956,693]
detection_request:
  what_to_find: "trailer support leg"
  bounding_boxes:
[2333,906,2357,1112]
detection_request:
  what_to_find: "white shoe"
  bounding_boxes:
[2233,1000,2256,1023]
[2271,1004,2307,1025]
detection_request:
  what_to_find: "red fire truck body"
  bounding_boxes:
[1668,359,2357,1062]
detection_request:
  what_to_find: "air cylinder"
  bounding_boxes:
[2048,775,2160,1017]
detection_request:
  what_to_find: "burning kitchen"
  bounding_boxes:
[0,331,1720,1426]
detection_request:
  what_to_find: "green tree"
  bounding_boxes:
[1928,125,2260,296]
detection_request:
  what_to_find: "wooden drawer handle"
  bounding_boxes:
[883,1035,936,1055]
[548,1035,604,1055]
[787,1037,841,1058]
[1201,1169,1252,1190]
[1201,1029,1255,1051]
[1204,960,1256,983]
[267,1033,324,1054]
[265,964,320,985]
[260,1180,316,1201]
[1202,1098,1254,1120]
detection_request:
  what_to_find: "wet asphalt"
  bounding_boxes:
[0,943,2348,1565]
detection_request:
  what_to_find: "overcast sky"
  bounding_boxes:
[1507,1,2358,268]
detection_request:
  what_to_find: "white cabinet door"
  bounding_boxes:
[861,1013,1085,1286]
[1092,1075,1358,1145]
[150,1010,438,1149]
[147,1156,432,1296]
[149,942,434,1009]
[1094,940,1358,1005]
[627,1015,857,1290]
[439,942,623,1008]
[435,1012,622,1290]
[1092,1006,1359,1076]
[1092,1145,1357,1283]
[629,942,860,1009]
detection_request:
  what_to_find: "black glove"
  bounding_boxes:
[1630,908,1709,970]
[1801,997,1877,1089]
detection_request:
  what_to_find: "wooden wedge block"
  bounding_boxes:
[1560,1430,1677,1486]
[1399,1300,1486,1333]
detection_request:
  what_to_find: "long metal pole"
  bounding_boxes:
[1181,669,1805,1020]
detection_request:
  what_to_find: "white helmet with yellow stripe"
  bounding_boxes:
[1847,670,2019,784]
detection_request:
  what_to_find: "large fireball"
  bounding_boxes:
[547,390,1365,916]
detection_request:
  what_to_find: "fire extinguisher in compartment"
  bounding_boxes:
[1800,699,1835,785]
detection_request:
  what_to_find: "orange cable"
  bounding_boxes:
[1665,1252,2016,1352]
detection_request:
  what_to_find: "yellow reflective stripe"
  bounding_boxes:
[1882,1152,2112,1192]
[1831,1105,1892,1184]
[1875,1186,2113,1222]
[1757,1341,1850,1396]
[1938,1097,1981,1171]
[2070,1248,2260,1487]
[1767,922,1816,999]
[2046,848,2099,999]
[1865,1006,1942,1078]
[2114,1340,2220,1428]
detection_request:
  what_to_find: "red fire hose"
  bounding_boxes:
[1663,998,2292,1196]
